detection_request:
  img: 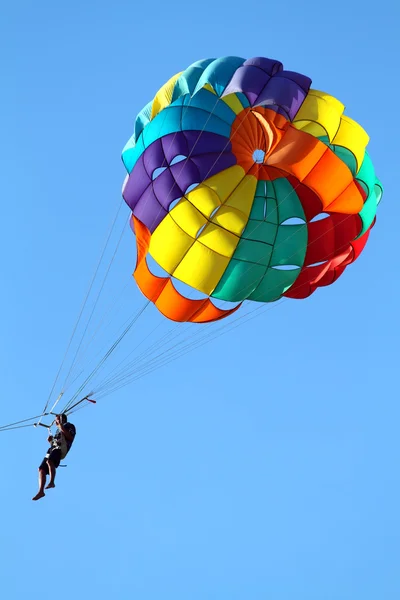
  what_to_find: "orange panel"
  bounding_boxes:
[131,216,241,323]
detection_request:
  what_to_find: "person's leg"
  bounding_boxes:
[32,467,47,501]
[45,449,60,490]
[45,459,56,489]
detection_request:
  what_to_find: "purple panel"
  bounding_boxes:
[276,70,312,92]
[123,154,150,211]
[143,138,167,178]
[241,57,283,76]
[221,57,312,119]
[124,131,236,232]
[255,76,309,120]
[224,65,271,105]
[166,160,200,197]
[191,152,236,180]
[153,167,184,204]
[161,133,189,164]
[183,130,232,156]
[132,185,168,232]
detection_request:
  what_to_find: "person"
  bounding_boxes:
[32,413,76,501]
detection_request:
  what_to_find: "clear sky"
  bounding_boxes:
[1,1,399,599]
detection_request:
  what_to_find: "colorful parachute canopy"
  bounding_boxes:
[122,56,382,323]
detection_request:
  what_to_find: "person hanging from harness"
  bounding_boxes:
[32,413,76,501]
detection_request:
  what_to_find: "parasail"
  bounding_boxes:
[0,56,384,433]
[122,56,382,323]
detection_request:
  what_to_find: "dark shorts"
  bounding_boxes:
[39,447,62,474]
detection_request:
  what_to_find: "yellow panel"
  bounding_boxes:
[220,93,246,115]
[202,165,247,203]
[173,240,230,294]
[292,120,329,138]
[169,198,208,238]
[186,184,221,217]
[185,165,247,219]
[198,221,240,256]
[293,89,344,141]
[203,82,217,95]
[151,71,183,120]
[223,174,257,218]
[332,115,369,172]
[149,213,193,274]
[211,206,247,236]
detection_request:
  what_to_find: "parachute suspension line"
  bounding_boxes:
[42,198,125,416]
[93,302,276,400]
[62,294,153,404]
[60,300,150,414]
[91,318,184,396]
[61,281,132,396]
[60,212,130,393]
[0,414,49,432]
[48,91,212,413]
[0,423,38,432]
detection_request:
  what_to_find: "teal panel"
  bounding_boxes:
[273,179,306,223]
[212,259,265,301]
[265,197,279,224]
[172,58,215,101]
[272,225,307,267]
[122,135,145,174]
[248,267,300,302]
[356,151,383,236]
[242,220,277,245]
[194,56,245,97]
[182,88,237,125]
[134,101,153,143]
[181,107,232,138]
[235,92,251,109]
[233,238,273,266]
[249,196,267,221]
[123,102,232,173]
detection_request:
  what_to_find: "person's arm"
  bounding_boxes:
[55,416,74,441]
[58,424,74,441]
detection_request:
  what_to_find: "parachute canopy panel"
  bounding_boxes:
[122,56,382,322]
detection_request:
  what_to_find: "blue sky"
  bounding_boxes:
[1,1,399,598]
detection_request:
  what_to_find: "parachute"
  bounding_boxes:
[122,56,382,323]
[0,55,383,433]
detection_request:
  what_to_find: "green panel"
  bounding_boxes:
[242,220,277,245]
[272,224,308,267]
[332,146,357,175]
[356,151,383,236]
[265,197,279,224]
[233,238,273,266]
[273,179,306,223]
[250,196,267,221]
[248,267,300,302]
[212,259,265,302]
